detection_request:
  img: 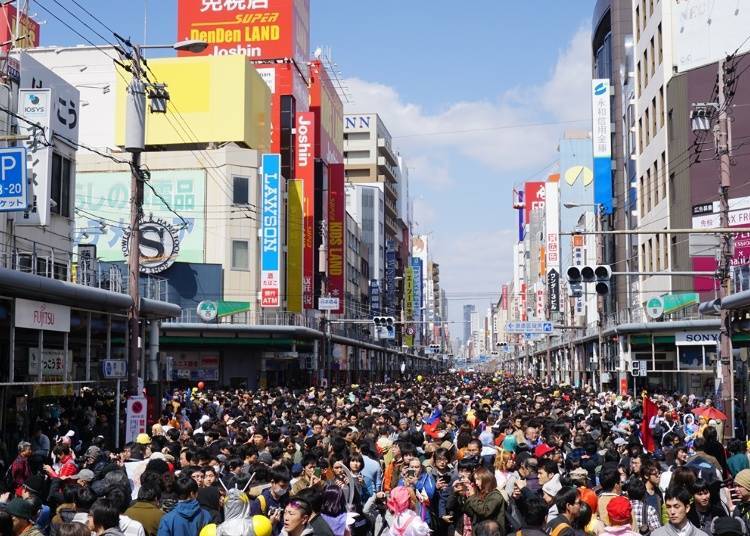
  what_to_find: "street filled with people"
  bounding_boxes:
[1,373,749,536]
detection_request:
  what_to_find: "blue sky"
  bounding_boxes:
[37,1,595,330]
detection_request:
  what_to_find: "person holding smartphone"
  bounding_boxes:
[291,454,322,495]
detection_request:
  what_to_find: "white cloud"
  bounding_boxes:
[344,26,592,177]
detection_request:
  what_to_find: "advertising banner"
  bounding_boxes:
[286,179,304,313]
[125,397,148,444]
[1,5,39,53]
[386,241,397,316]
[404,266,414,347]
[545,179,560,273]
[177,0,310,66]
[16,298,70,332]
[76,170,206,263]
[547,269,560,313]
[327,163,345,314]
[411,257,423,326]
[369,279,381,315]
[523,182,545,225]
[261,154,281,308]
[296,112,316,308]
[592,79,613,214]
[501,284,508,311]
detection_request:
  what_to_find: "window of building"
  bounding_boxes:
[231,240,249,270]
[654,160,660,202]
[655,234,661,271]
[641,0,647,28]
[641,243,647,275]
[659,87,665,128]
[643,50,649,87]
[649,0,654,17]
[658,23,663,64]
[644,108,650,146]
[638,118,644,154]
[661,152,667,201]
[650,37,655,76]
[640,175,646,215]
[635,6,641,41]
[646,167,652,211]
[636,61,642,96]
[50,152,72,218]
[232,176,249,205]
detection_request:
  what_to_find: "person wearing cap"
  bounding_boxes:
[21,475,51,535]
[732,468,750,525]
[603,496,639,536]
[651,486,708,536]
[6,497,44,536]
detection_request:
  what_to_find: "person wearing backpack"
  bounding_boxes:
[250,468,291,536]
[544,487,580,536]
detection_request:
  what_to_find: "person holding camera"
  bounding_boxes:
[400,459,436,525]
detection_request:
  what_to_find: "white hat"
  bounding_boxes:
[542,474,562,498]
[614,437,628,446]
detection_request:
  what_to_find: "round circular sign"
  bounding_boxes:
[406,326,415,335]
[131,401,143,414]
[122,215,181,275]
[196,300,218,322]
[646,297,664,319]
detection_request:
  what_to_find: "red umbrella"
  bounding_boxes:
[692,407,728,421]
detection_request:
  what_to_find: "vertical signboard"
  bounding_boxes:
[411,257,423,326]
[261,154,281,308]
[327,163,345,314]
[524,182,546,224]
[369,280,381,315]
[296,112,316,308]
[545,179,560,273]
[125,396,147,443]
[403,265,414,347]
[501,284,508,311]
[592,79,613,214]
[386,241,397,316]
[287,179,304,313]
[547,269,560,313]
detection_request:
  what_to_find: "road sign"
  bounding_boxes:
[102,359,127,379]
[0,147,27,212]
[319,297,340,311]
[505,321,554,334]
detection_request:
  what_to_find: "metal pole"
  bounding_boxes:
[115,379,121,449]
[717,59,735,438]
[9,299,14,383]
[597,206,604,393]
[86,311,91,381]
[37,329,43,383]
[126,49,146,396]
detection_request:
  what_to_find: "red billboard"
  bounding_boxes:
[327,163,345,314]
[0,5,39,54]
[310,60,343,164]
[177,0,309,66]
[296,111,315,309]
[524,181,546,224]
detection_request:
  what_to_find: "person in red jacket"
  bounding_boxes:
[43,445,78,486]
[9,441,32,496]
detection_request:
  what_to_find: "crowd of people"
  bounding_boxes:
[0,373,748,536]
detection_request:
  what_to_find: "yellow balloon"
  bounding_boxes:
[199,524,216,536]
[416,375,423,382]
[253,515,273,536]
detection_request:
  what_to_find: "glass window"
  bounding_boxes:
[233,176,249,205]
[231,240,249,270]
[50,152,72,218]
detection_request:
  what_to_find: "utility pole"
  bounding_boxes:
[124,49,146,396]
[596,204,605,393]
[717,58,735,439]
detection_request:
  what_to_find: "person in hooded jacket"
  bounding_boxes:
[386,486,430,536]
[157,476,212,536]
[215,488,254,536]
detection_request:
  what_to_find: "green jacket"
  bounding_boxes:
[462,489,507,535]
[125,501,164,536]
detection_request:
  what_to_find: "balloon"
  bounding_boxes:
[199,524,216,536]
[416,375,423,382]
[253,515,273,536]
[197,381,205,390]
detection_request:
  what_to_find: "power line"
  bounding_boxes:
[66,0,118,37]
[392,119,589,139]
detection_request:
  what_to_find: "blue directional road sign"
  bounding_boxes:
[505,321,554,334]
[0,147,27,212]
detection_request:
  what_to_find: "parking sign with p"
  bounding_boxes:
[0,147,27,212]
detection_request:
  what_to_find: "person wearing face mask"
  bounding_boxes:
[250,468,291,536]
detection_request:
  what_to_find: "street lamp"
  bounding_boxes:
[140,39,209,54]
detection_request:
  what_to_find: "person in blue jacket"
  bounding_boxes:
[157,476,212,536]
[400,457,437,525]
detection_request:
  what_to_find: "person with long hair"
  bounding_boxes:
[320,483,350,536]
[493,451,515,492]
[686,478,727,533]
[457,466,507,535]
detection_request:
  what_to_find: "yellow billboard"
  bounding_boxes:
[116,55,270,150]
[286,179,304,313]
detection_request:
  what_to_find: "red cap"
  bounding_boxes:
[534,443,555,458]
[579,487,598,512]
[607,496,632,525]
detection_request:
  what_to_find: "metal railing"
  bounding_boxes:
[0,230,168,301]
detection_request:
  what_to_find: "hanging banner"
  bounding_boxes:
[547,269,560,313]
[545,179,560,273]
[592,79,613,214]
[327,163,345,314]
[404,266,414,347]
[261,153,281,307]
[296,112,316,309]
[287,179,304,313]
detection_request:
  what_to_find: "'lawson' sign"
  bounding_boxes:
[15,298,70,332]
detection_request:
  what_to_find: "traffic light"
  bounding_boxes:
[630,360,641,376]
[565,265,611,296]
[372,317,396,340]
[428,343,440,354]
[594,265,611,295]
[566,266,583,297]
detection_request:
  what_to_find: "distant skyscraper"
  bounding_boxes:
[463,304,475,344]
